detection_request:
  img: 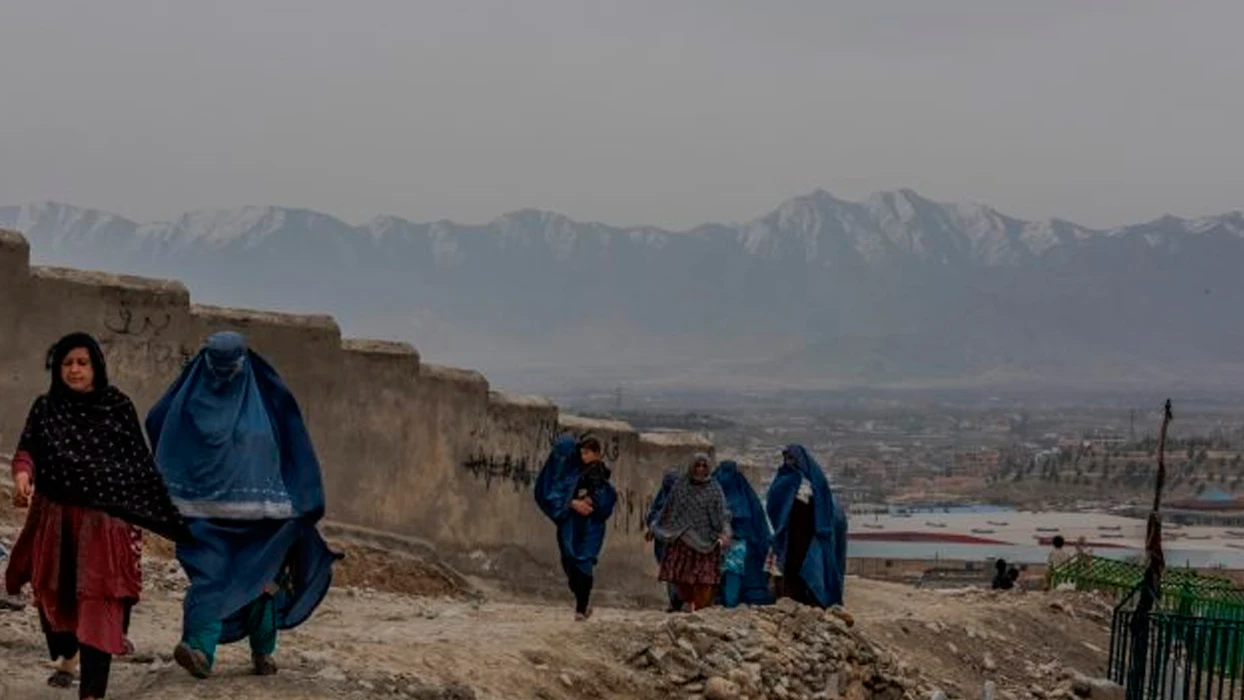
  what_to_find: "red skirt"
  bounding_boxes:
[659,539,722,586]
[5,496,142,655]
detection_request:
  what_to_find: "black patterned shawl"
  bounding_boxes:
[17,386,190,542]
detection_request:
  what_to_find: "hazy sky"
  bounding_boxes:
[2,0,1242,229]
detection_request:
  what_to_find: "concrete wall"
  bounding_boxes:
[0,228,712,593]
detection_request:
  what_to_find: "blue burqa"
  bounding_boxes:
[535,436,617,576]
[646,468,680,564]
[713,461,774,605]
[146,332,338,644]
[765,444,847,608]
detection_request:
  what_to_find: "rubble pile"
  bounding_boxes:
[624,598,919,700]
[620,589,1126,700]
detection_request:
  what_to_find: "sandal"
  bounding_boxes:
[47,669,75,688]
[253,653,278,676]
[173,643,212,679]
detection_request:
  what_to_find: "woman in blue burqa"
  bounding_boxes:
[645,468,683,612]
[764,445,847,608]
[145,331,339,678]
[713,460,774,607]
[535,435,617,621]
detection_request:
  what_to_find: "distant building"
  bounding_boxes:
[1085,435,1127,451]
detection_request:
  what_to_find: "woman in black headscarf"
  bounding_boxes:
[6,332,188,700]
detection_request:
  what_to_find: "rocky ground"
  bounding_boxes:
[0,478,1124,700]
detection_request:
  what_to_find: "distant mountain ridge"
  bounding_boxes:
[4,190,1244,393]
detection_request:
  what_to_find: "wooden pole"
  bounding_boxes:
[1127,399,1173,700]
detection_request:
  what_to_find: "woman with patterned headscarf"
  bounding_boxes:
[7,332,188,700]
[146,331,339,679]
[650,453,732,611]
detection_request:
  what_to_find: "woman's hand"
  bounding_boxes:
[13,472,32,508]
[716,533,730,549]
[570,499,595,516]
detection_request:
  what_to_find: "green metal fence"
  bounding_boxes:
[1052,554,1244,614]
[1110,583,1244,700]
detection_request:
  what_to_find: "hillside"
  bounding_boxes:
[5,190,1244,392]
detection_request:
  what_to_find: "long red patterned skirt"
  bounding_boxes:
[5,495,142,655]
[658,539,721,586]
[658,540,721,610]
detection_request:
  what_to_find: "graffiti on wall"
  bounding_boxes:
[621,487,637,534]
[103,307,171,336]
[461,411,553,492]
[460,452,537,493]
[536,418,559,448]
[98,304,195,376]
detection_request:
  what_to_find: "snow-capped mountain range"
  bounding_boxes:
[5,189,1244,392]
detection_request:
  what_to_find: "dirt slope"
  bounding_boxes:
[0,478,1116,700]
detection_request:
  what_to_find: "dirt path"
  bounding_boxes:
[0,471,1116,700]
[0,587,672,700]
[0,578,1115,700]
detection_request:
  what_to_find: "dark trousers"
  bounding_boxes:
[40,602,130,699]
[562,559,594,614]
[43,613,77,661]
[780,499,818,607]
[78,646,112,699]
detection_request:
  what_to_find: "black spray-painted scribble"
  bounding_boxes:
[104,307,172,336]
[622,488,637,534]
[98,304,193,375]
[537,418,559,447]
[461,453,536,493]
